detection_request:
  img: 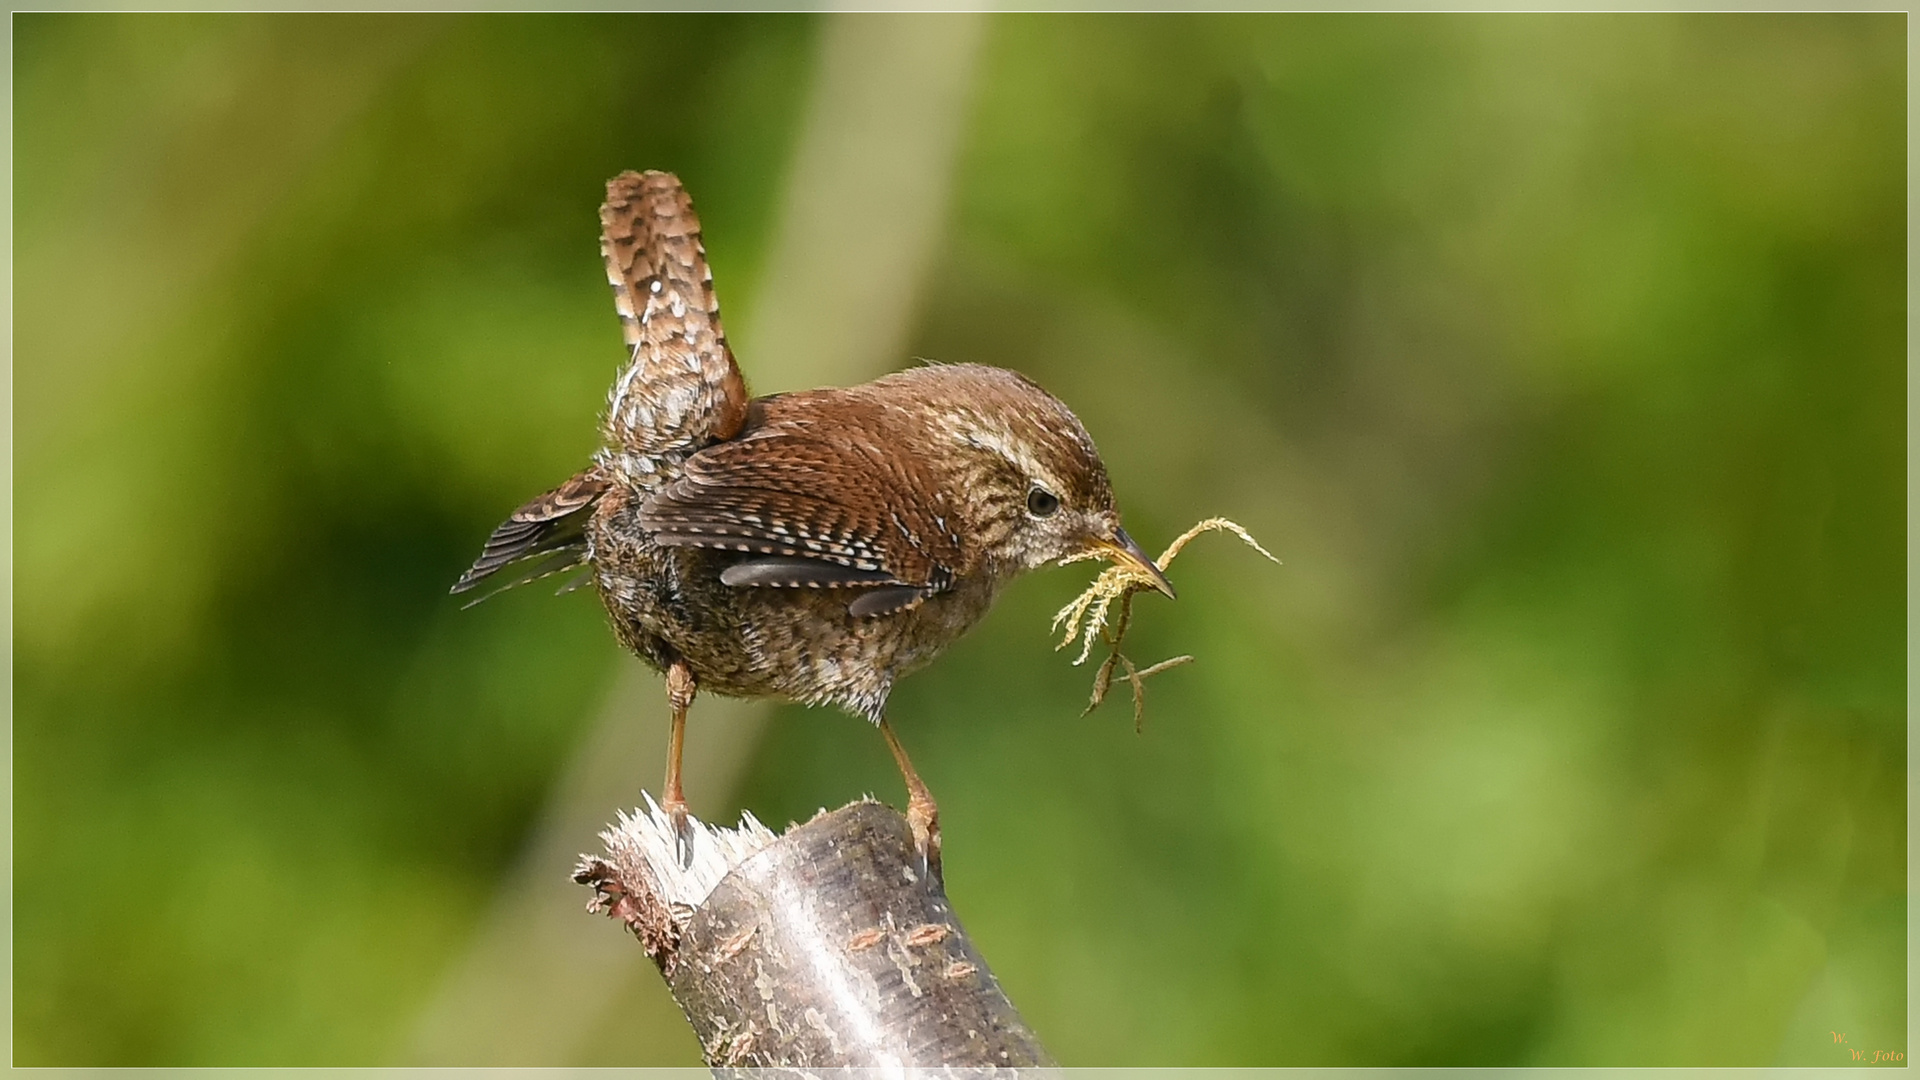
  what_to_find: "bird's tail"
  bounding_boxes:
[598,170,750,460]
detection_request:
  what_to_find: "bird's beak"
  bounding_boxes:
[1099,526,1177,600]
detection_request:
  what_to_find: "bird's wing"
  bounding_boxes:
[637,420,966,616]
[599,171,750,456]
[452,470,608,605]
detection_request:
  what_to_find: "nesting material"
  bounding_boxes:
[1053,517,1280,728]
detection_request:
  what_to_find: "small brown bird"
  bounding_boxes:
[455,171,1173,868]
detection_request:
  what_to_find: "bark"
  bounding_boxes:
[574,797,1056,1071]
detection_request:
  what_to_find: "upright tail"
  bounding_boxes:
[455,172,748,606]
[598,171,750,461]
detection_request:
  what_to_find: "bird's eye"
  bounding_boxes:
[1026,486,1061,518]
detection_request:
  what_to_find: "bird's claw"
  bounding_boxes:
[906,797,942,884]
[664,798,695,869]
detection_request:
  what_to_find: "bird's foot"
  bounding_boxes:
[662,795,695,869]
[906,795,942,883]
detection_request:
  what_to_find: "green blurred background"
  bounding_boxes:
[13,12,1906,1066]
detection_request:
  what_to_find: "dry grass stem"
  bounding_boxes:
[1051,517,1279,726]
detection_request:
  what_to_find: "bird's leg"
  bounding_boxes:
[664,658,696,867]
[878,715,941,878]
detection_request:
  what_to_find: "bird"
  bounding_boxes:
[454,170,1174,871]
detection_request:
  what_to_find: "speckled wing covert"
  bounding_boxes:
[639,401,968,618]
[599,170,750,458]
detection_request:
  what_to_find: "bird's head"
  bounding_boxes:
[875,364,1176,599]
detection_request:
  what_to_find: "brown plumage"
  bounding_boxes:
[456,170,1173,868]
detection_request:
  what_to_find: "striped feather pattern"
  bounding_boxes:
[598,171,749,464]
[637,391,969,612]
[452,471,607,600]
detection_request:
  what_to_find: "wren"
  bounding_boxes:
[455,171,1173,869]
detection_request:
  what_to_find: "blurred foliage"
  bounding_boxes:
[13,12,1904,1066]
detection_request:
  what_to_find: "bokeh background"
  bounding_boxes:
[12,12,1906,1066]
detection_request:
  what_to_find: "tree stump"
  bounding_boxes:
[574,797,1055,1069]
